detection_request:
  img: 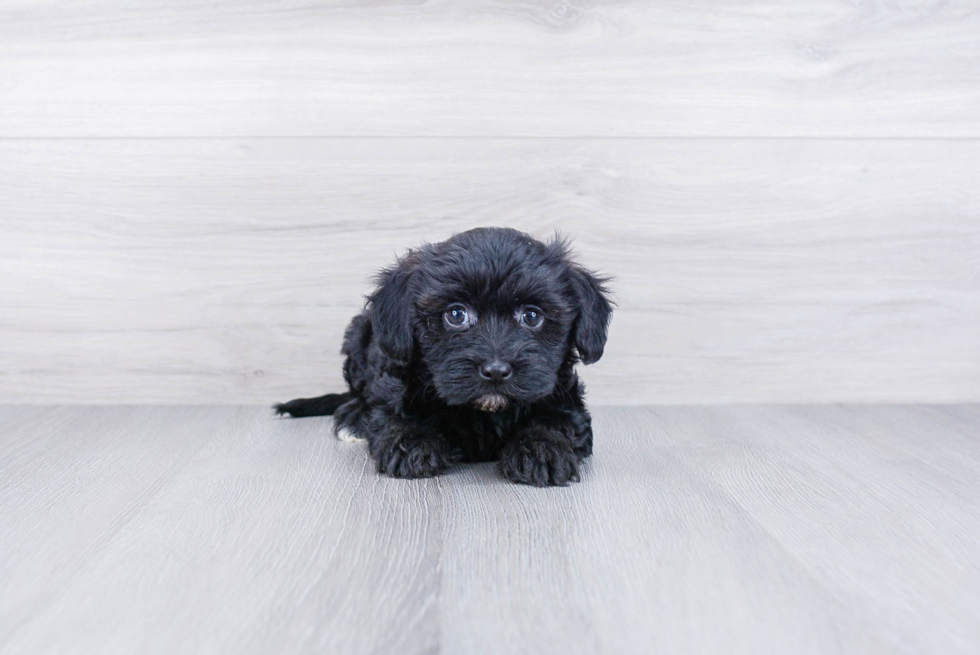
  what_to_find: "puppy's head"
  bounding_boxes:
[368,227,613,411]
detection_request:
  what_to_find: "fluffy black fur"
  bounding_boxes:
[275,227,613,486]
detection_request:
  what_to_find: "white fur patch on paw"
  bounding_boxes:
[336,426,366,443]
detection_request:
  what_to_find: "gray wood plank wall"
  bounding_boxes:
[1,1,978,404]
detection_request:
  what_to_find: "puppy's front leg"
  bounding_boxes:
[368,410,460,479]
[499,419,587,487]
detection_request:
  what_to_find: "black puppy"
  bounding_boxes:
[275,227,612,486]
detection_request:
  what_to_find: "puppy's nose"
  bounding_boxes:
[479,361,512,383]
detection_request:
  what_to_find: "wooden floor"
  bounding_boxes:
[1,405,978,654]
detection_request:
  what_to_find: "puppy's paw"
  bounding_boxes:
[376,435,458,479]
[335,426,367,443]
[499,438,581,487]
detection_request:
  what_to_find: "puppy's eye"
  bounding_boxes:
[519,306,544,328]
[444,304,470,327]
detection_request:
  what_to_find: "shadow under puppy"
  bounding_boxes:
[276,227,613,486]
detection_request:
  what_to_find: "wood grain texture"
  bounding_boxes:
[2,1,980,137]
[644,405,980,654]
[0,406,441,655]
[2,138,978,404]
[2,405,979,654]
[440,408,901,655]
[0,406,239,644]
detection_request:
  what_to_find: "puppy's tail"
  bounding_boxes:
[274,393,352,418]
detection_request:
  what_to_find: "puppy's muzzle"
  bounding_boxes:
[478,360,512,384]
[476,393,509,412]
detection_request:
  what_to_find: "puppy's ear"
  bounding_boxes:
[367,252,420,364]
[567,263,613,365]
